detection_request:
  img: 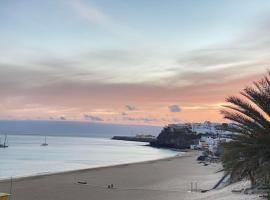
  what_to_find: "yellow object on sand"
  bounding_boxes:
[0,193,10,200]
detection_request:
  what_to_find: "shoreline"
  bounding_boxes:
[0,151,185,183]
[0,150,259,200]
[0,151,218,200]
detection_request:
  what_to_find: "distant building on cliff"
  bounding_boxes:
[191,121,234,137]
[167,123,192,133]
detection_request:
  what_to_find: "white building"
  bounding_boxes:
[191,121,234,137]
[196,136,231,154]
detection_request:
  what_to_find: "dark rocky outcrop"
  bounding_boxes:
[150,125,199,149]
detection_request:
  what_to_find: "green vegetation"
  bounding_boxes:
[221,72,270,190]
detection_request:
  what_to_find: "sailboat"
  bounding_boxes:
[0,134,8,148]
[41,136,48,146]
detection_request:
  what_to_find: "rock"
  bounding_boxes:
[150,125,199,149]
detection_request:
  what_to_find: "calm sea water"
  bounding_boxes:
[0,135,178,179]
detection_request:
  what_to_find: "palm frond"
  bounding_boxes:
[221,71,270,188]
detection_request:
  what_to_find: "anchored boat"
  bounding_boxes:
[41,136,48,146]
[0,134,8,148]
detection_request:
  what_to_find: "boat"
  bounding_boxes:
[0,134,8,148]
[41,136,48,146]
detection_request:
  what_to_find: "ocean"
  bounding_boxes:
[0,120,162,137]
[0,135,178,180]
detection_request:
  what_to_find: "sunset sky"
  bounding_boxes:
[1,0,270,125]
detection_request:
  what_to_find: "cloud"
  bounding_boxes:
[168,105,181,113]
[68,0,107,24]
[160,17,270,88]
[123,117,158,123]
[84,114,104,122]
[1,15,270,123]
[48,116,67,121]
[60,116,66,120]
[121,112,128,116]
[125,105,137,111]
[67,0,140,37]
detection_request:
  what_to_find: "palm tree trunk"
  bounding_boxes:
[249,171,256,188]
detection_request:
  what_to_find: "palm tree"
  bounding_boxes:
[221,72,270,188]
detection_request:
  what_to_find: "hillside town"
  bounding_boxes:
[149,121,235,157]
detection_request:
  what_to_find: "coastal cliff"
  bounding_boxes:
[150,125,199,149]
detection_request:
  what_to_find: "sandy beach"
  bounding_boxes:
[0,151,260,200]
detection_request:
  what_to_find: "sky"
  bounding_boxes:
[1,0,270,125]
